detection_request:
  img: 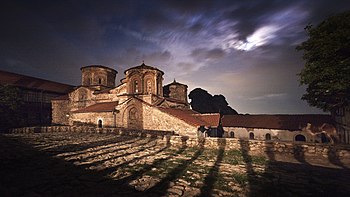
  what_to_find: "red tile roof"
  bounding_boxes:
[158,107,220,127]
[72,101,119,113]
[124,63,164,74]
[0,70,74,94]
[222,114,333,131]
[52,94,69,100]
[193,114,221,127]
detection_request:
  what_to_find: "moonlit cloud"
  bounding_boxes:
[1,0,350,114]
[248,93,287,101]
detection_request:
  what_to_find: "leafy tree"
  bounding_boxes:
[296,11,350,111]
[0,84,24,131]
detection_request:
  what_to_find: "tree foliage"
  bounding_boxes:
[0,84,24,131]
[296,11,350,111]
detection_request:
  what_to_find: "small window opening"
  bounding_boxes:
[98,119,103,128]
[230,132,235,138]
[265,133,271,140]
[249,132,254,140]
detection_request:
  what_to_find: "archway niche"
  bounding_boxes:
[295,134,306,142]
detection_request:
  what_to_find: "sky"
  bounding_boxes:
[1,0,350,114]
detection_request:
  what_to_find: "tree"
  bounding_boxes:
[0,84,24,131]
[296,11,350,111]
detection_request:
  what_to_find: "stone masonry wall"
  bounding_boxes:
[142,104,198,137]
[10,126,175,139]
[52,100,70,125]
[168,136,350,159]
[71,112,115,127]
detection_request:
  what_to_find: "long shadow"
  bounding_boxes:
[198,138,226,196]
[58,136,141,158]
[144,142,205,196]
[70,138,149,163]
[327,145,349,169]
[112,145,187,186]
[79,138,158,168]
[100,140,171,176]
[35,134,128,154]
[292,143,310,165]
[0,134,143,197]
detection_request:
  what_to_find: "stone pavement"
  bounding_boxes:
[0,133,350,197]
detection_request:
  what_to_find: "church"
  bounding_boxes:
[51,63,220,137]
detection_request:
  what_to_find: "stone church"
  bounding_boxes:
[52,63,220,137]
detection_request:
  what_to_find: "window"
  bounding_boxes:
[230,132,235,138]
[98,119,103,128]
[249,132,254,140]
[265,133,271,140]
[134,80,138,93]
[98,78,102,84]
[146,80,152,94]
[295,134,306,142]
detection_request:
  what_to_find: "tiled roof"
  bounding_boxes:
[124,63,164,74]
[193,114,221,127]
[158,107,219,127]
[72,101,119,113]
[52,94,69,100]
[0,70,74,94]
[222,114,333,131]
[80,65,117,73]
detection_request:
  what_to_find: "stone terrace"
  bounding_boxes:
[1,132,350,197]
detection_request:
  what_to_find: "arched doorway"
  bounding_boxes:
[230,131,235,138]
[98,119,103,128]
[265,133,271,140]
[295,134,306,142]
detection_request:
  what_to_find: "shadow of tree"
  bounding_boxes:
[198,138,226,196]
[144,141,205,196]
[0,135,143,197]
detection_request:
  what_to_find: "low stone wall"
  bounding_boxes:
[167,136,350,159]
[10,126,176,138]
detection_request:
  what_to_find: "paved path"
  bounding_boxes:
[1,133,350,197]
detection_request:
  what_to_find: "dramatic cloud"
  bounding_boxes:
[1,0,350,114]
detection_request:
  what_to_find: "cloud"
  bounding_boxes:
[248,93,287,101]
[190,48,226,61]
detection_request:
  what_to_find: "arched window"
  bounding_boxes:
[249,132,254,140]
[146,80,152,94]
[295,134,306,142]
[98,78,102,84]
[98,119,103,128]
[134,80,138,93]
[230,132,235,138]
[265,133,271,140]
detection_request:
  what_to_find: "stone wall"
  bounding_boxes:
[52,100,70,125]
[10,126,175,138]
[223,127,315,142]
[71,112,116,127]
[142,104,198,137]
[167,136,350,159]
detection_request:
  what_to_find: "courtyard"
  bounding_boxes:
[0,132,349,197]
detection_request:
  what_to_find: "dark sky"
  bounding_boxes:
[1,0,350,114]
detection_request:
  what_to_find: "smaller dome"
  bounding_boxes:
[124,63,164,75]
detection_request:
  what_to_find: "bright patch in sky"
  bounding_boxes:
[235,25,280,51]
